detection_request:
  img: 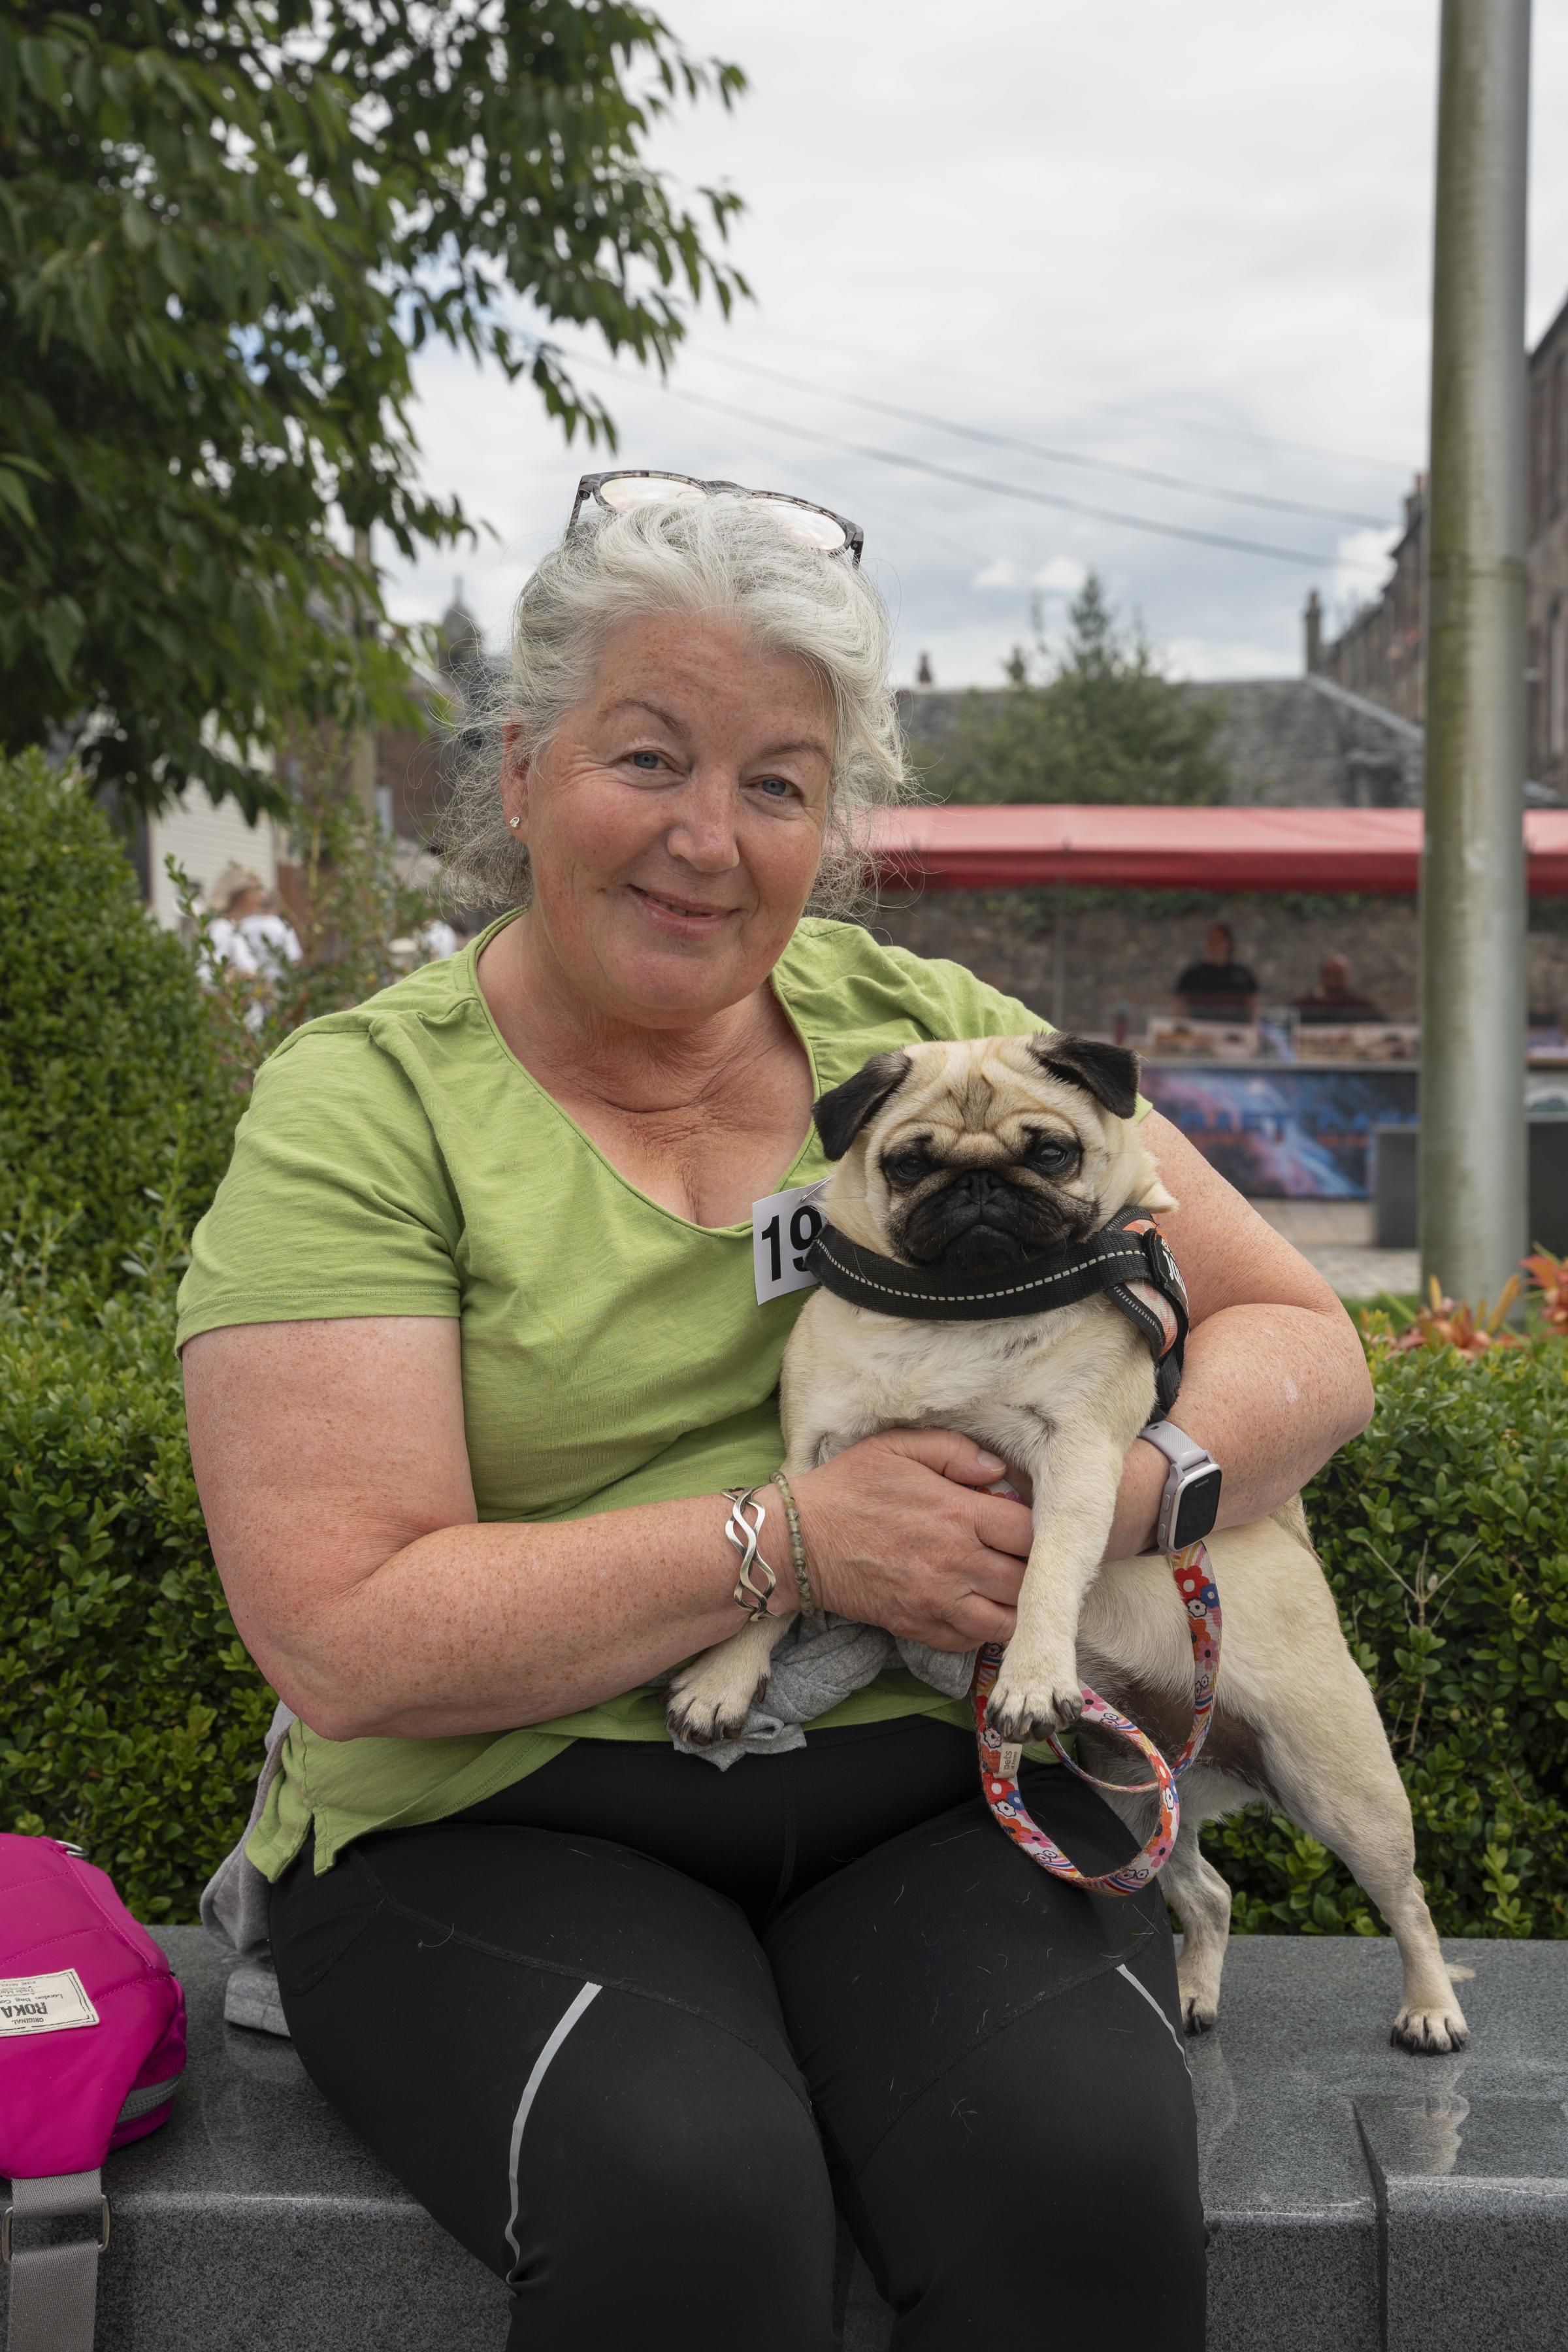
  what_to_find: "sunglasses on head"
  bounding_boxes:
[569,471,864,563]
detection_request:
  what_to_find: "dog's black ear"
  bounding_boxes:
[1028,1033,1140,1122]
[813,1051,913,1160]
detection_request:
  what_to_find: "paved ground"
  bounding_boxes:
[1251,1199,1418,1301]
[1300,1245,1419,1299]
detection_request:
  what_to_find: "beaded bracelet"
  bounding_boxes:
[721,1486,777,1621]
[770,1469,817,1616]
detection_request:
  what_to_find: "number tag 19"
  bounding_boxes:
[753,1179,828,1306]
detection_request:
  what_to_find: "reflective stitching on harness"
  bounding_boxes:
[503,1981,602,2272]
[813,1237,1147,1305]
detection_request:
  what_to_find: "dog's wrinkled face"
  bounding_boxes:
[813,1034,1174,1274]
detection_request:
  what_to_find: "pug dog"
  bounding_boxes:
[666,1034,1469,2052]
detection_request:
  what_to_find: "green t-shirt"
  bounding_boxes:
[178,914,1057,1878]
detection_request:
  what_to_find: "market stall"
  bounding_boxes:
[866,805,1568,1199]
[866,803,1568,896]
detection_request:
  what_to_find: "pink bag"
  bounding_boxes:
[1,1834,186,2352]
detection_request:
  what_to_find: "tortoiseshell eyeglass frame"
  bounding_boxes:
[568,470,865,564]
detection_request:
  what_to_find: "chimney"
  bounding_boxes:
[1303,588,1324,675]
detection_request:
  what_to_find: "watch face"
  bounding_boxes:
[1172,1464,1223,1549]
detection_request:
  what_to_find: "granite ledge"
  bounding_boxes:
[3,1928,1565,2352]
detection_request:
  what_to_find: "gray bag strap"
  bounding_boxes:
[3,2171,108,2352]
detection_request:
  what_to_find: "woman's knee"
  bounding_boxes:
[845,1972,1205,2346]
[508,2001,838,2347]
[271,1846,838,2344]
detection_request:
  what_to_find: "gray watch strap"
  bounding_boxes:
[1139,1420,1210,1475]
[3,2171,106,2352]
[1141,1420,1219,1551]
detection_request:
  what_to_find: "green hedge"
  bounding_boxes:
[1213,1333,1568,1938]
[0,1281,272,1916]
[3,1271,1564,1927]
[0,751,242,1292]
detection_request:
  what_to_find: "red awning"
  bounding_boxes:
[866,804,1568,896]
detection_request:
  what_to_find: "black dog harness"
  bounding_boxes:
[805,1204,1189,1418]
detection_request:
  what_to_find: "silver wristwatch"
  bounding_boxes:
[1139,1421,1223,1552]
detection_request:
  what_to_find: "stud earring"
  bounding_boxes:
[508,816,521,829]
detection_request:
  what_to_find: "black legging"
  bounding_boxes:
[269,1716,1205,2349]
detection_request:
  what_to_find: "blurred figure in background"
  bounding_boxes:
[389,915,463,967]
[417,915,460,962]
[1173,920,1258,1023]
[203,865,302,989]
[1294,954,1383,1026]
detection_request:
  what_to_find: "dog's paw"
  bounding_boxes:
[664,1666,768,1750]
[1180,1991,1218,2036]
[1391,2000,1471,2055]
[985,1661,1083,1746]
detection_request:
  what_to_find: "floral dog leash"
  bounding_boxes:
[972,1539,1222,1897]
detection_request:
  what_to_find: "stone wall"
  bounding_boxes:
[867,887,1568,1034]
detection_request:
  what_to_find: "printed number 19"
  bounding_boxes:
[762,1201,823,1285]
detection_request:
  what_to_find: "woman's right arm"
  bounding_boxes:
[182,1316,1034,1742]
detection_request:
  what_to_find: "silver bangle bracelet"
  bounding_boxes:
[721,1486,778,1621]
[770,1469,816,1616]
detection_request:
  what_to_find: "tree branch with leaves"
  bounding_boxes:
[925,574,1232,808]
[1,0,747,812]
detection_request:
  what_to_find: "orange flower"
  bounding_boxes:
[1522,1248,1568,1337]
[1391,1275,1522,1358]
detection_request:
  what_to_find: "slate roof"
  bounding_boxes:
[895,678,1422,809]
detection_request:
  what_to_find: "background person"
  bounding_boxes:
[203,864,302,988]
[416,913,461,962]
[1295,953,1384,1026]
[179,484,1372,2352]
[1173,919,1259,1023]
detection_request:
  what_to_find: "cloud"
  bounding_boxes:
[1032,556,1088,596]
[1330,525,1402,611]
[387,0,1568,685]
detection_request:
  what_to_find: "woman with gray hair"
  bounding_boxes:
[179,475,1371,2349]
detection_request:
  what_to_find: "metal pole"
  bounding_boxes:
[349,525,380,822]
[1420,0,1531,1307]
[1051,870,1068,1029]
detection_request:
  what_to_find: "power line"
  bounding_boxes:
[685,346,1394,531]
[728,328,1406,478]
[553,346,1389,574]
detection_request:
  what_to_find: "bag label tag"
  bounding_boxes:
[0,1968,103,2036]
[753,1180,828,1305]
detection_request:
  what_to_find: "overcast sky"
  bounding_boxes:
[382,1,1568,690]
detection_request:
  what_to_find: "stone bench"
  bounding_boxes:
[5,1929,1565,2350]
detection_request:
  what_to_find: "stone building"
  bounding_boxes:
[1531,291,1568,800]
[890,678,1436,1034]
[133,593,483,935]
[375,591,485,850]
[1309,286,1568,802]
[1303,479,1427,732]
